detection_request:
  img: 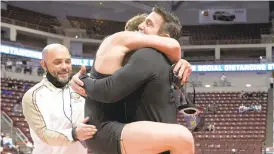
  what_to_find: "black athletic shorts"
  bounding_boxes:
[85,121,170,154]
[85,121,125,154]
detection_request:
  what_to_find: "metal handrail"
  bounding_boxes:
[16,127,28,142]
[1,111,29,142]
[2,111,13,126]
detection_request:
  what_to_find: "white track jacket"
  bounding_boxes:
[22,78,87,154]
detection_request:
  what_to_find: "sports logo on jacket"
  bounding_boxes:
[70,92,82,103]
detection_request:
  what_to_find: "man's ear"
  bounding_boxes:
[159,33,170,38]
[40,60,47,72]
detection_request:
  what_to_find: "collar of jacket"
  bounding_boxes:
[42,77,70,92]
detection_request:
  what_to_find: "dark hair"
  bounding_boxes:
[152,6,182,41]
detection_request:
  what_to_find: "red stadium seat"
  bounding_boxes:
[177,91,267,153]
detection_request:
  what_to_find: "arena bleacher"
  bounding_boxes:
[67,16,125,39]
[2,3,271,43]
[1,5,60,34]
[177,91,267,154]
[182,24,271,45]
[0,76,269,154]
[1,1,273,154]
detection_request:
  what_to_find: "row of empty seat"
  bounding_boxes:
[184,24,271,45]
[194,141,263,154]
[177,91,267,154]
[67,16,124,39]
[1,78,36,142]
[0,77,268,154]
[1,5,271,44]
[1,5,60,33]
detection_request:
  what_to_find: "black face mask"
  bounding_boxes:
[46,71,69,88]
[44,62,69,88]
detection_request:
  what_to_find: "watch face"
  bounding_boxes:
[174,78,183,89]
[170,64,183,89]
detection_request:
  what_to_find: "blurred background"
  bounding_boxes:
[0,1,274,154]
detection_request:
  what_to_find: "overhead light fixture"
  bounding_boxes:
[205,85,211,88]
[100,2,102,5]
[75,35,78,38]
[245,84,251,87]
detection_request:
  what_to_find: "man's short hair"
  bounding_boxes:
[125,13,147,31]
[153,6,182,41]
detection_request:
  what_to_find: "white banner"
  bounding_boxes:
[199,8,247,24]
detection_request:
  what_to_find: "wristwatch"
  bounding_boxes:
[72,127,79,141]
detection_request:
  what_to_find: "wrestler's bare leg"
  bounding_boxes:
[120,121,194,154]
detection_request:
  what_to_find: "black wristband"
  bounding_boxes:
[72,127,78,141]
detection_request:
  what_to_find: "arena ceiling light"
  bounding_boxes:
[205,85,211,88]
[245,84,251,87]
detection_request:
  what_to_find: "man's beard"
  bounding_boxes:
[46,71,70,88]
[57,75,70,84]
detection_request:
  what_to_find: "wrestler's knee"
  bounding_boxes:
[172,125,194,149]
